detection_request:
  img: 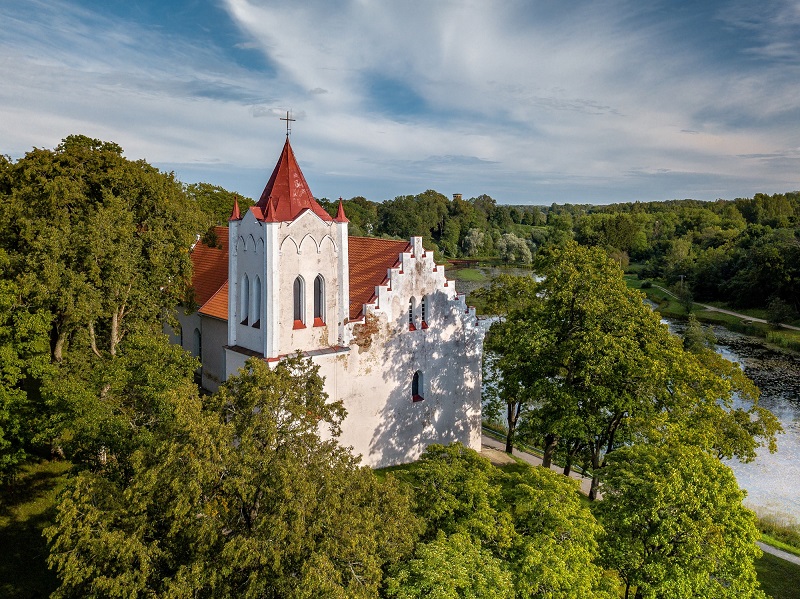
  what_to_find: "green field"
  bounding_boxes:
[0,460,70,598]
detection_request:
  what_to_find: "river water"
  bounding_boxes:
[666,320,800,521]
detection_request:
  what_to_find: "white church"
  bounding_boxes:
[172,137,482,467]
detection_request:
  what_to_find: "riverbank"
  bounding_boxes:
[624,275,800,353]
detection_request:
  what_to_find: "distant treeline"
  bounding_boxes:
[313,191,800,316]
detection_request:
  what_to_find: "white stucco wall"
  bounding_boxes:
[224,235,482,467]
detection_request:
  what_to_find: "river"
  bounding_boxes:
[666,320,800,522]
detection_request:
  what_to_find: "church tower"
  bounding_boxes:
[226,139,350,362]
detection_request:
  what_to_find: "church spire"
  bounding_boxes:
[334,197,349,223]
[229,196,241,221]
[255,138,332,222]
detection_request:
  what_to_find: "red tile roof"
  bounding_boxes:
[189,230,412,324]
[199,281,228,320]
[190,226,229,307]
[348,237,410,320]
[256,138,332,222]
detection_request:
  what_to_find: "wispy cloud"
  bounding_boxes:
[1,0,798,204]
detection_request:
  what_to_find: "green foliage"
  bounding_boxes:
[497,232,533,264]
[45,356,418,598]
[0,135,201,361]
[385,531,514,599]
[185,181,253,228]
[596,444,766,598]
[483,241,780,499]
[757,513,800,553]
[397,444,614,598]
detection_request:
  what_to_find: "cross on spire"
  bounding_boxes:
[280,110,296,138]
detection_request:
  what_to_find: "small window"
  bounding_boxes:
[252,276,262,328]
[408,297,416,331]
[193,328,201,358]
[313,274,325,326]
[421,295,428,328]
[412,371,424,402]
[293,276,305,328]
[240,274,250,325]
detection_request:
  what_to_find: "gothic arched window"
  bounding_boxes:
[193,327,201,358]
[421,294,428,327]
[252,276,262,328]
[293,276,305,328]
[313,274,325,326]
[408,297,417,331]
[412,371,424,402]
[240,274,250,325]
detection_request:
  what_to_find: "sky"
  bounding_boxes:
[2,0,799,205]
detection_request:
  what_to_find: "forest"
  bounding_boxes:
[319,190,800,320]
[0,136,795,597]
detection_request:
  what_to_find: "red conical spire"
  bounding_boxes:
[229,196,241,221]
[264,195,278,222]
[335,197,349,223]
[256,138,332,222]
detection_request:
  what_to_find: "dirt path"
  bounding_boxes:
[757,541,800,566]
[652,285,800,332]
[481,434,593,496]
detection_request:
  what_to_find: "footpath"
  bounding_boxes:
[652,284,800,332]
[481,434,593,496]
[482,434,800,565]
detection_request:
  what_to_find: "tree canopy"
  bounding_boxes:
[483,241,780,498]
[596,444,766,599]
[46,356,418,598]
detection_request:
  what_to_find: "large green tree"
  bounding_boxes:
[596,444,766,599]
[483,242,779,499]
[0,135,199,361]
[46,356,417,598]
[395,443,614,599]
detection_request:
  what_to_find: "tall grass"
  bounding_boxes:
[757,512,800,554]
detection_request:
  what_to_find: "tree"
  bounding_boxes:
[46,356,417,598]
[483,242,779,499]
[398,444,614,599]
[596,444,766,599]
[497,233,532,264]
[185,182,253,228]
[385,531,514,599]
[0,135,200,362]
[0,249,53,479]
[462,228,486,256]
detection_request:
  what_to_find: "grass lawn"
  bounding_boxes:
[0,459,70,599]
[451,268,487,282]
[756,552,800,599]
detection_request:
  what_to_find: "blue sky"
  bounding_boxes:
[2,0,799,204]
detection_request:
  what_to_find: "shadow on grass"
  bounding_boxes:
[0,461,70,599]
[756,551,800,599]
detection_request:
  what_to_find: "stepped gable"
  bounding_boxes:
[190,226,229,309]
[348,237,411,320]
[256,138,332,222]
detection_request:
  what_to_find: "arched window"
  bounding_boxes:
[193,328,201,358]
[408,297,416,331]
[293,276,305,328]
[412,371,424,402]
[240,274,250,325]
[421,294,428,328]
[313,274,325,326]
[252,276,262,328]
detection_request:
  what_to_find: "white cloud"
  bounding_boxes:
[1,0,799,203]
